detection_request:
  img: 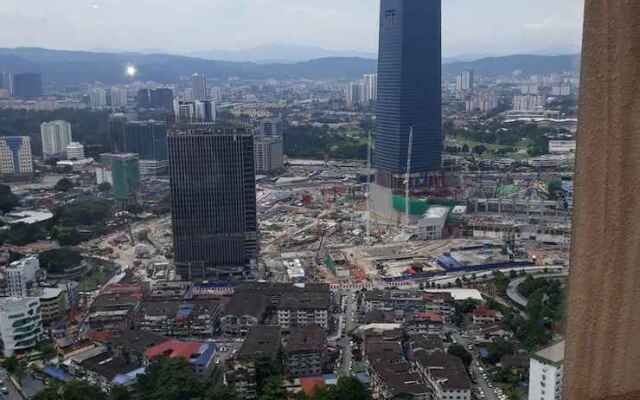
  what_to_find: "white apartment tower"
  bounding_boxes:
[65,142,85,160]
[41,120,72,159]
[192,73,207,101]
[6,255,40,298]
[0,136,33,176]
[0,297,42,356]
[362,73,378,103]
[529,341,564,400]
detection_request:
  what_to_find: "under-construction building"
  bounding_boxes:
[369,0,444,225]
[168,124,257,281]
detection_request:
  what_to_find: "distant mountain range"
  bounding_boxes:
[0,47,580,86]
[186,43,378,63]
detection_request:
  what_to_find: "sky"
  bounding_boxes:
[0,0,584,57]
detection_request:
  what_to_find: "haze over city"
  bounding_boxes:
[0,0,584,59]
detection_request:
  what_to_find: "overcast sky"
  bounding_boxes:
[0,0,584,56]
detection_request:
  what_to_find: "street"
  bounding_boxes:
[451,332,499,400]
[337,289,357,376]
[0,368,24,400]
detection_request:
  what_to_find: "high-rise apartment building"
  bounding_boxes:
[259,118,283,137]
[191,73,207,101]
[362,73,378,103]
[0,297,42,356]
[512,95,545,111]
[89,88,108,108]
[110,87,128,107]
[173,100,216,123]
[40,120,73,159]
[137,88,174,109]
[370,0,443,225]
[0,136,33,176]
[168,125,257,280]
[123,121,169,175]
[528,341,564,400]
[65,142,85,160]
[346,82,363,108]
[456,69,474,91]
[12,73,42,99]
[109,113,128,153]
[6,256,40,298]
[254,135,283,174]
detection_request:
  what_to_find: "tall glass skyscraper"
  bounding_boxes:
[375,0,442,177]
[168,125,257,281]
[370,0,442,225]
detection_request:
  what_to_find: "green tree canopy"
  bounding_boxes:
[97,182,112,193]
[0,184,19,213]
[54,178,75,193]
[135,357,204,400]
[447,344,473,369]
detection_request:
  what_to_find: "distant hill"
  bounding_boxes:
[0,48,579,86]
[0,48,377,85]
[443,54,580,76]
[188,43,377,63]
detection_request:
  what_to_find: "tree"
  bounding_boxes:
[205,385,238,400]
[473,145,487,155]
[547,180,563,200]
[109,385,132,400]
[54,178,74,192]
[259,376,286,400]
[62,381,107,400]
[0,184,19,213]
[333,376,369,400]
[98,182,112,193]
[136,357,204,400]
[2,356,19,373]
[447,344,473,369]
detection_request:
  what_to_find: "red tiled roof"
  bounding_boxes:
[473,304,497,318]
[87,330,113,342]
[300,377,325,396]
[414,311,443,322]
[144,339,202,360]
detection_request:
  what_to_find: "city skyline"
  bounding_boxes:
[0,0,583,59]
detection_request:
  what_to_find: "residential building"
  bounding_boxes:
[173,100,216,123]
[109,113,128,153]
[276,291,330,330]
[465,93,499,113]
[191,73,207,101]
[225,326,281,399]
[0,136,33,176]
[88,283,143,331]
[370,0,443,225]
[41,120,73,159]
[0,296,42,356]
[403,312,444,336]
[110,87,128,107]
[472,304,500,324]
[254,135,283,174]
[284,325,326,377]
[346,81,363,108]
[12,73,42,99]
[144,338,217,377]
[89,88,108,108]
[367,338,428,399]
[362,73,378,103]
[137,299,224,337]
[6,256,40,297]
[220,293,268,336]
[528,341,564,400]
[512,95,545,111]
[168,125,257,280]
[415,350,471,400]
[456,69,474,91]
[65,142,85,160]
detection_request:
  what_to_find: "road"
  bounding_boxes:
[337,289,357,376]
[505,272,569,307]
[451,333,499,400]
[0,368,24,400]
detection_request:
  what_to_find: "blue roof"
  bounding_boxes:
[177,303,193,318]
[479,347,489,358]
[323,374,338,385]
[191,343,216,366]
[43,366,72,382]
[113,367,146,385]
[355,372,370,385]
[437,255,462,270]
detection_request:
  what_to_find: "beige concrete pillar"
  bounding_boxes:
[564,1,640,399]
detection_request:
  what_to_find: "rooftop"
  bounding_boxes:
[285,325,326,353]
[237,326,281,361]
[534,340,565,365]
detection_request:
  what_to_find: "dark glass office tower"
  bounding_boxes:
[124,121,168,161]
[375,0,442,177]
[12,73,42,99]
[168,125,257,281]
